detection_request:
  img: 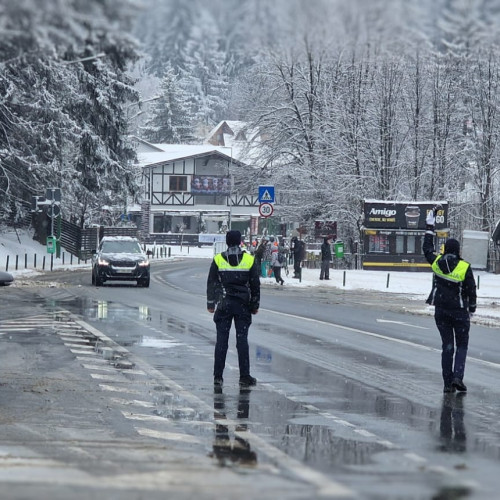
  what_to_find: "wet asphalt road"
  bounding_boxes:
[1,258,500,499]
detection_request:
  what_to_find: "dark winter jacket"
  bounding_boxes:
[423,232,476,312]
[291,237,306,261]
[321,240,332,261]
[207,248,260,312]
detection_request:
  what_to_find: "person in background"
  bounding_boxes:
[423,209,476,393]
[254,237,267,276]
[207,230,260,387]
[271,247,285,285]
[291,236,305,278]
[262,237,273,277]
[320,236,333,280]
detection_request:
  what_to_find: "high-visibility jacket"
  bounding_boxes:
[428,254,476,310]
[207,250,260,311]
[431,256,469,283]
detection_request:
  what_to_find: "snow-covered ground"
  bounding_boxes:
[1,228,499,324]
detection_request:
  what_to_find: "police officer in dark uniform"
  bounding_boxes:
[423,209,476,393]
[207,230,260,387]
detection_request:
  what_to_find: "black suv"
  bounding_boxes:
[91,236,150,287]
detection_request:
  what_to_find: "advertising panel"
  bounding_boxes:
[314,220,337,239]
[191,176,231,195]
[363,201,448,230]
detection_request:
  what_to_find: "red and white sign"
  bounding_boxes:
[259,203,274,218]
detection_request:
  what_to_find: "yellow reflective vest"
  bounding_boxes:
[214,252,254,271]
[431,256,469,283]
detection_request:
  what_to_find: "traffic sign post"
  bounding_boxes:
[259,203,274,218]
[32,188,62,257]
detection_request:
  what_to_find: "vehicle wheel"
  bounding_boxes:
[138,278,150,288]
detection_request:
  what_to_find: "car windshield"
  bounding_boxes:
[101,241,142,254]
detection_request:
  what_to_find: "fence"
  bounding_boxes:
[59,220,139,260]
[4,250,90,273]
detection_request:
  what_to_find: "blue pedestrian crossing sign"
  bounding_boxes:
[258,185,275,203]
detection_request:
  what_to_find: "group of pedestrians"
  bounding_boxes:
[206,221,477,395]
[252,236,286,285]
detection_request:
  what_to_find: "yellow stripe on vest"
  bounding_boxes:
[214,252,254,271]
[431,256,469,283]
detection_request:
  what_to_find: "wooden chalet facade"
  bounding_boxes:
[135,137,260,239]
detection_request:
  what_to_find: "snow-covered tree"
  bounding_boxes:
[180,9,229,134]
[0,0,140,226]
[140,65,195,143]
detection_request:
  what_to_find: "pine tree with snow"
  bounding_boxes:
[140,65,196,144]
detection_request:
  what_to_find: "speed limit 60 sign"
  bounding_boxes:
[259,203,274,218]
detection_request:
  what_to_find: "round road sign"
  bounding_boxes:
[259,203,274,218]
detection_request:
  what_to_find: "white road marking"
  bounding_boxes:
[122,412,171,423]
[266,309,500,370]
[76,356,107,363]
[70,349,97,355]
[73,315,356,498]
[0,328,36,332]
[135,428,201,444]
[376,319,429,330]
[82,364,115,372]
[60,336,90,342]
[90,373,125,382]
[110,398,155,408]
[98,384,141,395]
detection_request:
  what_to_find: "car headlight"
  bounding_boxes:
[98,258,110,266]
[138,260,150,267]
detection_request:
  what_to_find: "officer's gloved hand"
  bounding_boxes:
[469,306,476,319]
[425,211,435,230]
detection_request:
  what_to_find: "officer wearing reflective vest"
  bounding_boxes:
[207,230,260,388]
[423,209,476,394]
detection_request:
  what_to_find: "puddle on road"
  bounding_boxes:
[35,295,487,475]
[138,337,183,348]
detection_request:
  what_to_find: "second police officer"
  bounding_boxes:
[423,207,476,393]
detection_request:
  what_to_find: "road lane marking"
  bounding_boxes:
[73,315,356,498]
[265,309,500,370]
[98,384,141,394]
[135,428,201,444]
[376,319,429,330]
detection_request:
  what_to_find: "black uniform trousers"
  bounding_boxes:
[213,298,252,379]
[435,307,470,386]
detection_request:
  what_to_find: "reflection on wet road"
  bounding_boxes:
[210,387,258,467]
[5,265,500,499]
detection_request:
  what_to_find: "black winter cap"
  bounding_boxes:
[226,230,241,247]
[444,238,460,256]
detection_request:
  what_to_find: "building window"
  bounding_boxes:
[169,176,187,192]
[368,234,389,253]
[396,235,404,254]
[407,235,415,253]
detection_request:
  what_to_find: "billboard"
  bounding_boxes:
[362,201,448,230]
[314,220,337,239]
[191,176,231,195]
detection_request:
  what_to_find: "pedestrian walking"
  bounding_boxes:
[207,230,260,387]
[271,247,285,285]
[319,236,333,280]
[423,208,476,393]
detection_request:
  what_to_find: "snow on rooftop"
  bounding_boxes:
[137,144,236,167]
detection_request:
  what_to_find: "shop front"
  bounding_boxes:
[361,200,449,271]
